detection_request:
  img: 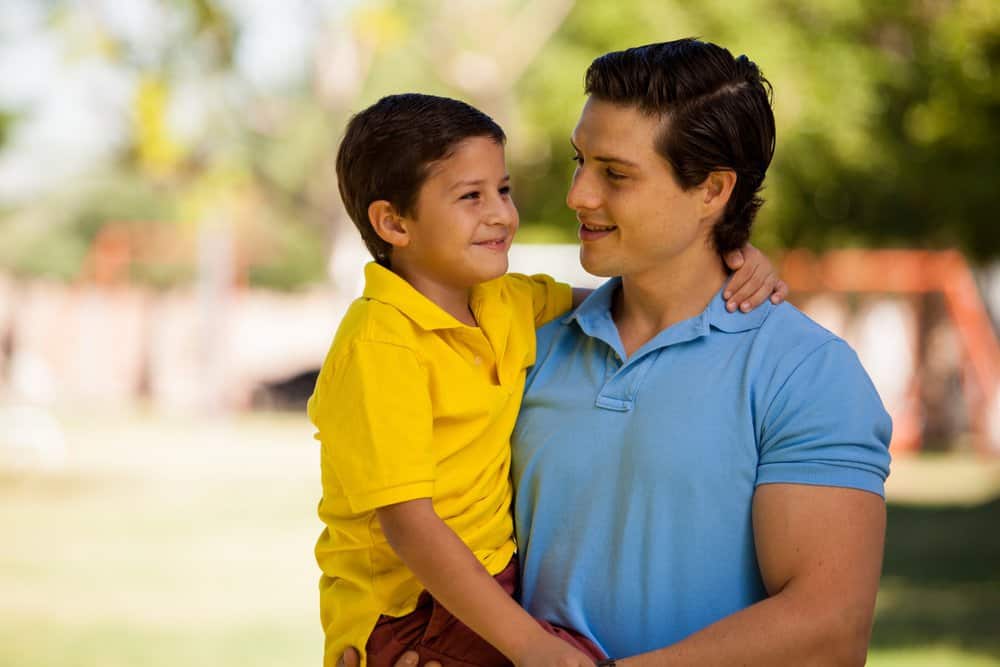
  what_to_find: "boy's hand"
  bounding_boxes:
[336,647,442,667]
[722,243,788,312]
[515,633,598,667]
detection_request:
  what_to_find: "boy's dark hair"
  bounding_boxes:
[336,93,506,266]
[585,39,775,255]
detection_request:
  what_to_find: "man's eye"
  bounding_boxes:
[571,154,583,165]
[606,168,625,180]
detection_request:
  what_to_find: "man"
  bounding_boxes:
[343,38,891,666]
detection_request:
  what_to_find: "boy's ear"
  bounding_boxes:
[700,170,737,220]
[368,200,410,248]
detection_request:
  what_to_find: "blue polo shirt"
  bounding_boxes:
[511,278,892,659]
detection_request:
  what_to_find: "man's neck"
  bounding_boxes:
[612,249,727,357]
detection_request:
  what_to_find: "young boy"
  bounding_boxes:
[309,93,782,667]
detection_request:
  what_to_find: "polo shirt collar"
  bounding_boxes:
[706,285,774,333]
[564,277,774,356]
[362,262,470,331]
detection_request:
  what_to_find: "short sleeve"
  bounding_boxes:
[505,273,573,328]
[757,339,892,496]
[309,341,435,513]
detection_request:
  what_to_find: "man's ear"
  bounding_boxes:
[368,200,410,248]
[701,170,737,220]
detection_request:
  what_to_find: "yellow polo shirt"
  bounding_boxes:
[309,262,572,666]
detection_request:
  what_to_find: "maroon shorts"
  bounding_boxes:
[365,557,605,666]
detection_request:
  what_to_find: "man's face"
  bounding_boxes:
[567,97,715,279]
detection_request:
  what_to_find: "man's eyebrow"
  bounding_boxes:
[449,174,511,191]
[569,139,639,168]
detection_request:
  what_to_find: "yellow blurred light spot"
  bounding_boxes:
[352,6,407,50]
[133,75,184,177]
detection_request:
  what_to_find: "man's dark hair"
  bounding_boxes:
[336,93,506,266]
[584,38,776,255]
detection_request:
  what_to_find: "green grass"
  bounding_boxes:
[867,496,1000,666]
[2,413,999,666]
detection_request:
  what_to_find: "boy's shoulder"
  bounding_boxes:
[329,296,423,357]
[482,272,555,301]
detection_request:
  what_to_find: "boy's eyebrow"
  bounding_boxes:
[569,139,639,169]
[449,174,511,190]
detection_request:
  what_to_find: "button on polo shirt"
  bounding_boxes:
[310,262,571,666]
[511,277,892,659]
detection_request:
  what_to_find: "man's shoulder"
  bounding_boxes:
[534,308,576,349]
[754,301,843,358]
[748,302,883,406]
[741,301,875,397]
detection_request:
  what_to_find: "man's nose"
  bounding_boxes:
[566,169,599,211]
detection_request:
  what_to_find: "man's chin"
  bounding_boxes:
[579,251,616,278]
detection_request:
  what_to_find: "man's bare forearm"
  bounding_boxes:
[618,587,873,667]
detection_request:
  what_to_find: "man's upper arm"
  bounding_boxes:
[754,483,885,602]
[753,335,892,658]
[757,338,892,495]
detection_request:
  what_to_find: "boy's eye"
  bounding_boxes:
[499,185,511,196]
[460,191,481,200]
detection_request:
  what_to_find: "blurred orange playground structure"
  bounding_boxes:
[781,249,1000,458]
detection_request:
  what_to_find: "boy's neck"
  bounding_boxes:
[390,261,477,327]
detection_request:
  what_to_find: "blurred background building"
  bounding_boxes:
[1,1,998,666]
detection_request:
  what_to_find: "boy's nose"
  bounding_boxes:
[486,201,516,227]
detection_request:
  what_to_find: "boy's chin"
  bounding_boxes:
[470,257,509,284]
[478,263,509,283]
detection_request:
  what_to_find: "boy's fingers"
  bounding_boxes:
[770,279,789,304]
[726,263,761,311]
[740,277,776,312]
[722,250,745,299]
[338,647,361,667]
[723,248,745,273]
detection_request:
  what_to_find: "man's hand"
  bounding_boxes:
[336,646,441,667]
[722,243,788,312]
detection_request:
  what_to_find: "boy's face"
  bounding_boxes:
[567,97,715,280]
[398,136,518,291]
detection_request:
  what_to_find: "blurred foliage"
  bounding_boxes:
[510,0,1000,257]
[0,0,997,289]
